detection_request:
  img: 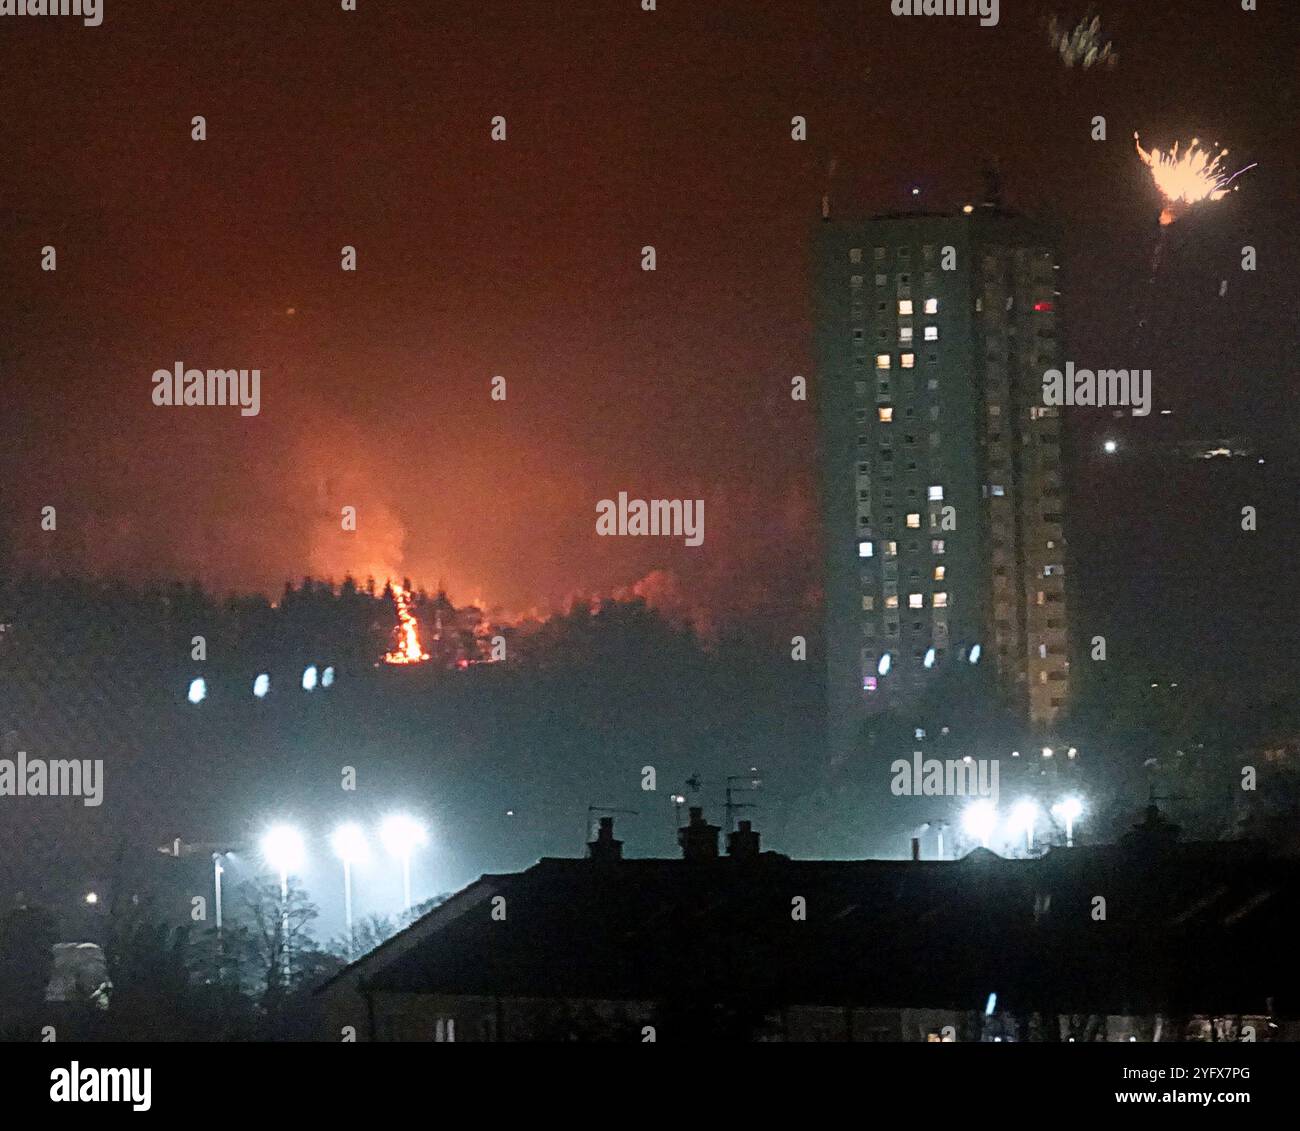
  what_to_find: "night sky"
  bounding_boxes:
[2,0,1296,691]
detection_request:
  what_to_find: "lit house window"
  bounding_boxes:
[924,326,939,341]
[885,595,899,609]
[863,676,878,692]
[899,326,913,343]
[858,541,874,558]
[849,248,863,264]
[924,298,939,314]
[862,596,875,611]
[933,565,946,581]
[928,485,944,501]
[933,592,949,608]
[906,513,921,529]
[908,593,924,610]
[876,354,891,370]
[898,300,913,316]
[901,353,915,369]
[932,539,945,554]
[885,541,898,557]
[878,407,893,422]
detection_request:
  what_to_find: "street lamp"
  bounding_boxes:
[1010,799,1040,853]
[962,800,997,850]
[380,814,427,913]
[330,822,370,960]
[260,824,306,981]
[1052,796,1084,847]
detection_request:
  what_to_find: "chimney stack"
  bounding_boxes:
[911,837,921,861]
[677,807,720,861]
[587,816,623,862]
[727,819,761,859]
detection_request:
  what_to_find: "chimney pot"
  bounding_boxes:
[727,820,761,859]
[678,808,720,860]
[588,816,623,862]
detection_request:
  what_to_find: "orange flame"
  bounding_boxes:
[383,584,429,664]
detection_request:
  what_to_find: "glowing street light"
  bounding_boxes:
[380,814,428,912]
[187,677,207,704]
[260,824,306,894]
[330,822,370,960]
[962,800,997,850]
[1103,438,1118,454]
[1052,796,1085,847]
[1010,798,1040,853]
[260,823,305,982]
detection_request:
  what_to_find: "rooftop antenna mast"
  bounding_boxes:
[724,768,763,834]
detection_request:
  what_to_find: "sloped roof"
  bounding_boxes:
[355,846,1300,1016]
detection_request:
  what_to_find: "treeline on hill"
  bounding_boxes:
[1,573,1298,895]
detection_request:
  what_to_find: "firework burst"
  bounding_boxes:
[1047,12,1118,70]
[1134,133,1256,225]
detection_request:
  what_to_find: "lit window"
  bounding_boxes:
[899,326,913,343]
[924,298,938,314]
[885,595,899,609]
[862,596,874,611]
[849,248,863,264]
[898,300,913,316]
[928,485,943,501]
[858,540,874,558]
[885,541,898,557]
[906,513,921,529]
[901,353,915,369]
[878,407,893,422]
[932,539,945,554]
[876,354,891,370]
[863,676,878,692]
[991,485,1005,497]
[924,326,939,341]
[933,592,948,608]
[933,566,945,581]
[909,593,924,609]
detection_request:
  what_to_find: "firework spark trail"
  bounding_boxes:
[1132,133,1256,345]
[1134,133,1256,226]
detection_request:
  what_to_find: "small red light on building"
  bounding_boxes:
[1033,301,1054,312]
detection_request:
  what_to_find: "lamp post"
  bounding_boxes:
[259,824,306,983]
[1011,799,1040,854]
[1052,796,1084,847]
[380,814,427,913]
[330,823,369,960]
